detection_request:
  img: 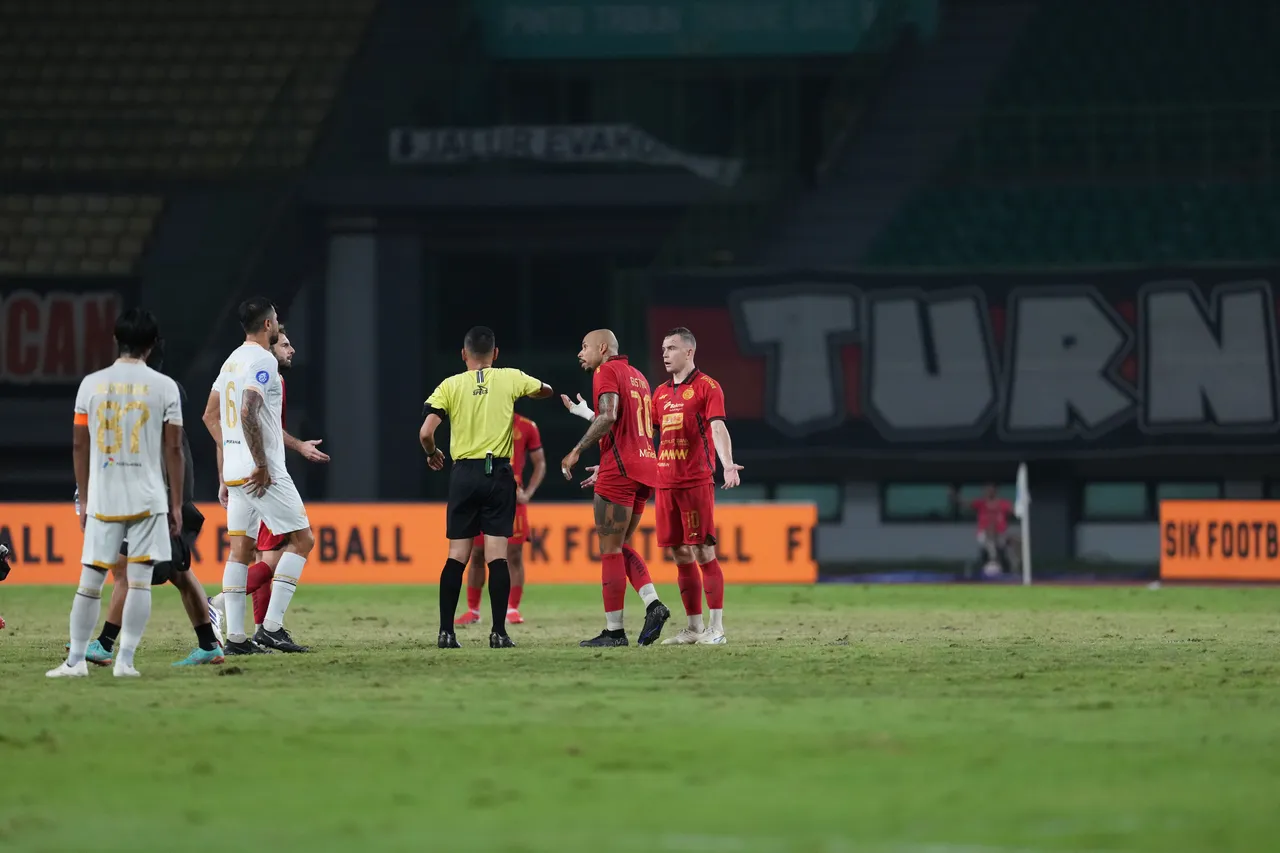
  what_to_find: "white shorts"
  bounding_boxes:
[231,473,309,538]
[226,488,260,539]
[82,514,170,570]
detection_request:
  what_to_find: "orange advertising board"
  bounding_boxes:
[1159,500,1280,581]
[0,501,818,585]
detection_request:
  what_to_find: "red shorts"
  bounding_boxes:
[256,522,287,552]
[656,483,717,548]
[471,503,530,549]
[594,474,652,516]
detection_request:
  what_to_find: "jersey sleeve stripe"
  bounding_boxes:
[73,412,89,426]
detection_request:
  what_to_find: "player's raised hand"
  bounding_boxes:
[246,465,271,497]
[561,393,594,420]
[426,448,445,471]
[300,439,330,463]
[580,465,599,489]
[560,447,581,480]
[721,463,744,489]
[218,482,229,508]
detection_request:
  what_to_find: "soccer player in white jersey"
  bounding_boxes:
[205,297,313,655]
[48,308,184,679]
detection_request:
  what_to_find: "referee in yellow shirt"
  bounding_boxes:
[420,326,553,649]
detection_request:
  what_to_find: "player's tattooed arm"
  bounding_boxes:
[241,391,268,467]
[573,392,618,453]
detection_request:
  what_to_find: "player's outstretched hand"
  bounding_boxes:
[247,465,271,497]
[561,393,594,420]
[301,439,330,463]
[722,464,744,489]
[426,448,445,471]
[580,465,599,489]
[218,482,229,508]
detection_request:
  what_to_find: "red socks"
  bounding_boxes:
[676,562,703,615]
[252,584,271,626]
[246,561,272,594]
[700,559,725,609]
[621,544,653,591]
[602,552,627,612]
[246,561,273,626]
[509,585,523,610]
[466,586,482,612]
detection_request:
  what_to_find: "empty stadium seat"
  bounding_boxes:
[0,0,375,176]
[864,183,1280,267]
[946,0,1280,180]
[0,195,163,275]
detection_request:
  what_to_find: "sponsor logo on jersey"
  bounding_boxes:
[255,370,270,385]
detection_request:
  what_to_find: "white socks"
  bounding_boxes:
[116,563,153,668]
[709,608,724,631]
[263,552,305,632]
[605,610,624,631]
[66,567,106,666]
[688,613,705,632]
[636,583,659,608]
[222,561,248,641]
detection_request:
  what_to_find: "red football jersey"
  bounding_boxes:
[280,376,287,425]
[512,413,542,486]
[652,370,726,488]
[592,355,657,486]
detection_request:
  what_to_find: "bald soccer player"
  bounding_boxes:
[561,329,670,647]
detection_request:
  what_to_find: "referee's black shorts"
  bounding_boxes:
[446,458,517,540]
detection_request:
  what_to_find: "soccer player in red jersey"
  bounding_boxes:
[207,326,328,647]
[652,327,743,645]
[561,329,671,647]
[456,412,546,626]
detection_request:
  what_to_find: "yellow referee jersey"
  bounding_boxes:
[425,367,543,460]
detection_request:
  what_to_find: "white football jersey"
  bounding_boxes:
[213,342,286,482]
[74,360,182,520]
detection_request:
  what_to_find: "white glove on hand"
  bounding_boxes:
[561,393,595,421]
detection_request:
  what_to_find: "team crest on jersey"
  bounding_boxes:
[683,388,695,400]
[255,370,270,384]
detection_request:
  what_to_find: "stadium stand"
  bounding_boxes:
[867,0,1280,266]
[864,182,1280,267]
[0,195,162,275]
[0,0,374,177]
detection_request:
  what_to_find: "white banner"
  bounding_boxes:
[389,124,743,187]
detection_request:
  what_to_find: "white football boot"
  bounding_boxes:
[46,660,89,678]
[695,627,727,645]
[661,626,704,645]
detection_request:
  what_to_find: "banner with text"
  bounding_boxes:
[0,280,137,391]
[475,0,937,58]
[0,501,818,585]
[389,124,743,187]
[1160,500,1280,582]
[649,266,1280,459]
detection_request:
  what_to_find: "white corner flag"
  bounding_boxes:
[1015,463,1032,585]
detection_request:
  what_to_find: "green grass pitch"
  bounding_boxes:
[1,584,1278,852]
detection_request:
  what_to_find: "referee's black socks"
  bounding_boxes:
[487,559,511,636]
[439,558,466,633]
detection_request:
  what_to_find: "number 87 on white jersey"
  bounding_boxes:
[74,361,182,521]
